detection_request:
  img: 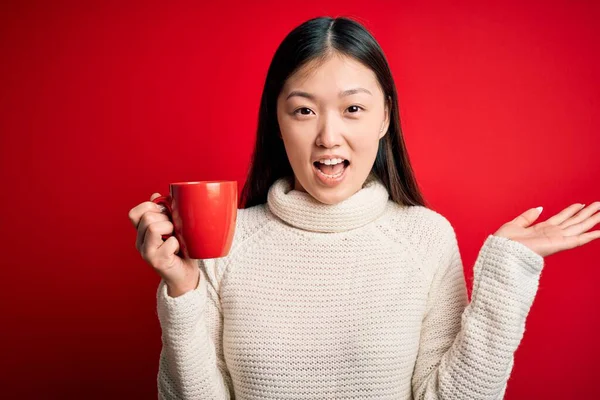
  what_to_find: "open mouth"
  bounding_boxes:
[313,160,350,177]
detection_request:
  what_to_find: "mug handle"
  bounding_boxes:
[151,195,173,241]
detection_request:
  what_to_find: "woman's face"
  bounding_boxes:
[276,53,390,205]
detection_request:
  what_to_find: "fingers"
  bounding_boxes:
[140,220,175,261]
[560,202,600,230]
[562,230,600,250]
[545,203,586,226]
[150,192,162,201]
[158,236,180,259]
[578,230,600,246]
[136,212,171,253]
[563,209,600,237]
[128,197,164,229]
[511,207,544,228]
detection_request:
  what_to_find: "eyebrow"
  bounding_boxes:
[286,87,373,101]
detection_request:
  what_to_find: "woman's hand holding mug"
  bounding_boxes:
[128,193,200,297]
[128,180,238,298]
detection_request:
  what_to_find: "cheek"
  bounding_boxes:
[283,125,311,146]
[349,130,381,159]
[282,129,312,164]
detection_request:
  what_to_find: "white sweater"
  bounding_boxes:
[155,174,545,399]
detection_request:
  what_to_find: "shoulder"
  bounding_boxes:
[385,202,456,244]
[382,202,459,273]
[199,203,273,292]
[232,203,274,251]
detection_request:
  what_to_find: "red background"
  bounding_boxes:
[1,0,599,398]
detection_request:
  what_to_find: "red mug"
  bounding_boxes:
[151,180,237,259]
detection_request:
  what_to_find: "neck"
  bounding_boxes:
[267,174,390,233]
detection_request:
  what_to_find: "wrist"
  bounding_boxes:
[165,270,201,298]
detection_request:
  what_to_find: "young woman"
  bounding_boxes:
[128,16,600,400]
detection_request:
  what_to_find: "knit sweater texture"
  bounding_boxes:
[155,174,545,400]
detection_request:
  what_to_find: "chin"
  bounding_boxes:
[294,165,364,205]
[311,191,347,205]
[306,180,358,205]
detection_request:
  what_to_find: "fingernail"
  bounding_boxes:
[156,205,166,212]
[536,206,543,213]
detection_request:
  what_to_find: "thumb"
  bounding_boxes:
[511,206,544,228]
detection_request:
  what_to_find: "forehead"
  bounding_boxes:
[282,54,381,97]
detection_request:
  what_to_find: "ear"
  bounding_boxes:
[378,95,392,139]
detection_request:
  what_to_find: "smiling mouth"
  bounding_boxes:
[313,160,350,175]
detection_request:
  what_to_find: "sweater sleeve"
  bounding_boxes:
[411,231,545,399]
[156,258,233,400]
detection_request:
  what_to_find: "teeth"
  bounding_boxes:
[318,158,345,165]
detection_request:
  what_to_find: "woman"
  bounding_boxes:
[128,16,600,399]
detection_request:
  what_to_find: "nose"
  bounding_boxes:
[316,113,344,148]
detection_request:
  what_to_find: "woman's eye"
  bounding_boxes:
[294,107,314,116]
[293,105,364,116]
[347,105,364,113]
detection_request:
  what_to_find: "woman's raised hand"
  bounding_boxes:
[494,202,600,257]
[128,193,200,297]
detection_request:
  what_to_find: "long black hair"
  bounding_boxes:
[240,16,427,209]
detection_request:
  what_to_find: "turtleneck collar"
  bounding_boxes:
[266,173,390,233]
